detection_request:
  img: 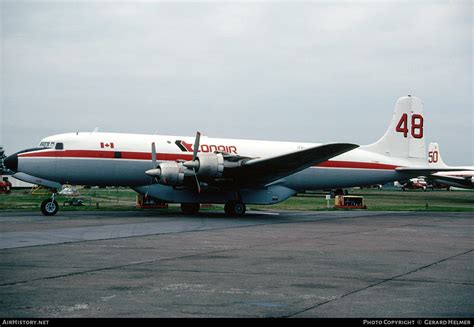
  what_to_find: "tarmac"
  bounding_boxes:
[0,209,472,318]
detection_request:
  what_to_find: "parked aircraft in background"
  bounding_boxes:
[0,147,7,175]
[394,178,428,191]
[426,142,474,189]
[4,95,466,216]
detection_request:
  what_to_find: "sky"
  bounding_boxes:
[0,0,472,165]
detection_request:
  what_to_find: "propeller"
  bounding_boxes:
[183,132,202,193]
[152,142,156,167]
[145,133,203,194]
[145,142,161,178]
[144,142,159,198]
[183,131,201,169]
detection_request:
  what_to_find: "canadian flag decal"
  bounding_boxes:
[100,142,115,149]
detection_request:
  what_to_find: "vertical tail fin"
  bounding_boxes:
[364,95,426,159]
[428,142,448,168]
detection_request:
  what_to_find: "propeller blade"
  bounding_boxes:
[192,132,201,161]
[151,142,157,168]
[145,142,159,198]
[193,168,201,194]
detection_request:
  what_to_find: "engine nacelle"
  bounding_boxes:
[157,162,184,186]
[158,152,245,188]
[195,153,224,178]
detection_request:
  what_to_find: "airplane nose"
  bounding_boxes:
[4,154,18,172]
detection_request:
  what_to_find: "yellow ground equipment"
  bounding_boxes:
[136,194,168,209]
[335,195,367,209]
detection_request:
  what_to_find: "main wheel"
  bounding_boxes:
[224,201,246,217]
[181,203,200,215]
[41,199,59,216]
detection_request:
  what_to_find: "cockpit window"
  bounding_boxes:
[55,143,64,150]
[39,141,55,148]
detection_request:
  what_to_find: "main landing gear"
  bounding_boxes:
[40,194,59,216]
[224,200,246,217]
[180,200,247,217]
[180,203,200,215]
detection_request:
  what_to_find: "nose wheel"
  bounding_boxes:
[41,198,59,216]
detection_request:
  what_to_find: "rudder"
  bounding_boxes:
[364,95,426,159]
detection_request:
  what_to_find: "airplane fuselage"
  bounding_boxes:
[16,132,420,202]
[4,95,443,215]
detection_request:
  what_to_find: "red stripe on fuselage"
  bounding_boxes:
[18,150,194,161]
[18,150,399,170]
[319,161,398,170]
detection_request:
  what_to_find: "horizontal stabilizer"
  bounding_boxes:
[430,174,473,187]
[396,167,473,175]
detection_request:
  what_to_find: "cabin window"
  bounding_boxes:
[55,143,64,150]
[114,152,122,159]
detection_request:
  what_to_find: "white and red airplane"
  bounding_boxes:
[394,178,429,191]
[3,95,462,216]
[426,142,474,189]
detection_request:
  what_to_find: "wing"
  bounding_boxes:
[396,167,474,175]
[430,174,472,186]
[228,143,359,187]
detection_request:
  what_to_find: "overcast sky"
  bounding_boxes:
[1,0,472,165]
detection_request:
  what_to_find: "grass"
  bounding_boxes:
[0,187,473,213]
[0,187,139,211]
[252,189,474,212]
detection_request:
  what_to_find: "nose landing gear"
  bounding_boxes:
[40,194,59,216]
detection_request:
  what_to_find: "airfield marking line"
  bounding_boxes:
[0,249,234,288]
[0,211,395,250]
[0,216,421,288]
[2,219,471,285]
[0,227,384,288]
[283,248,474,318]
[388,278,474,287]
